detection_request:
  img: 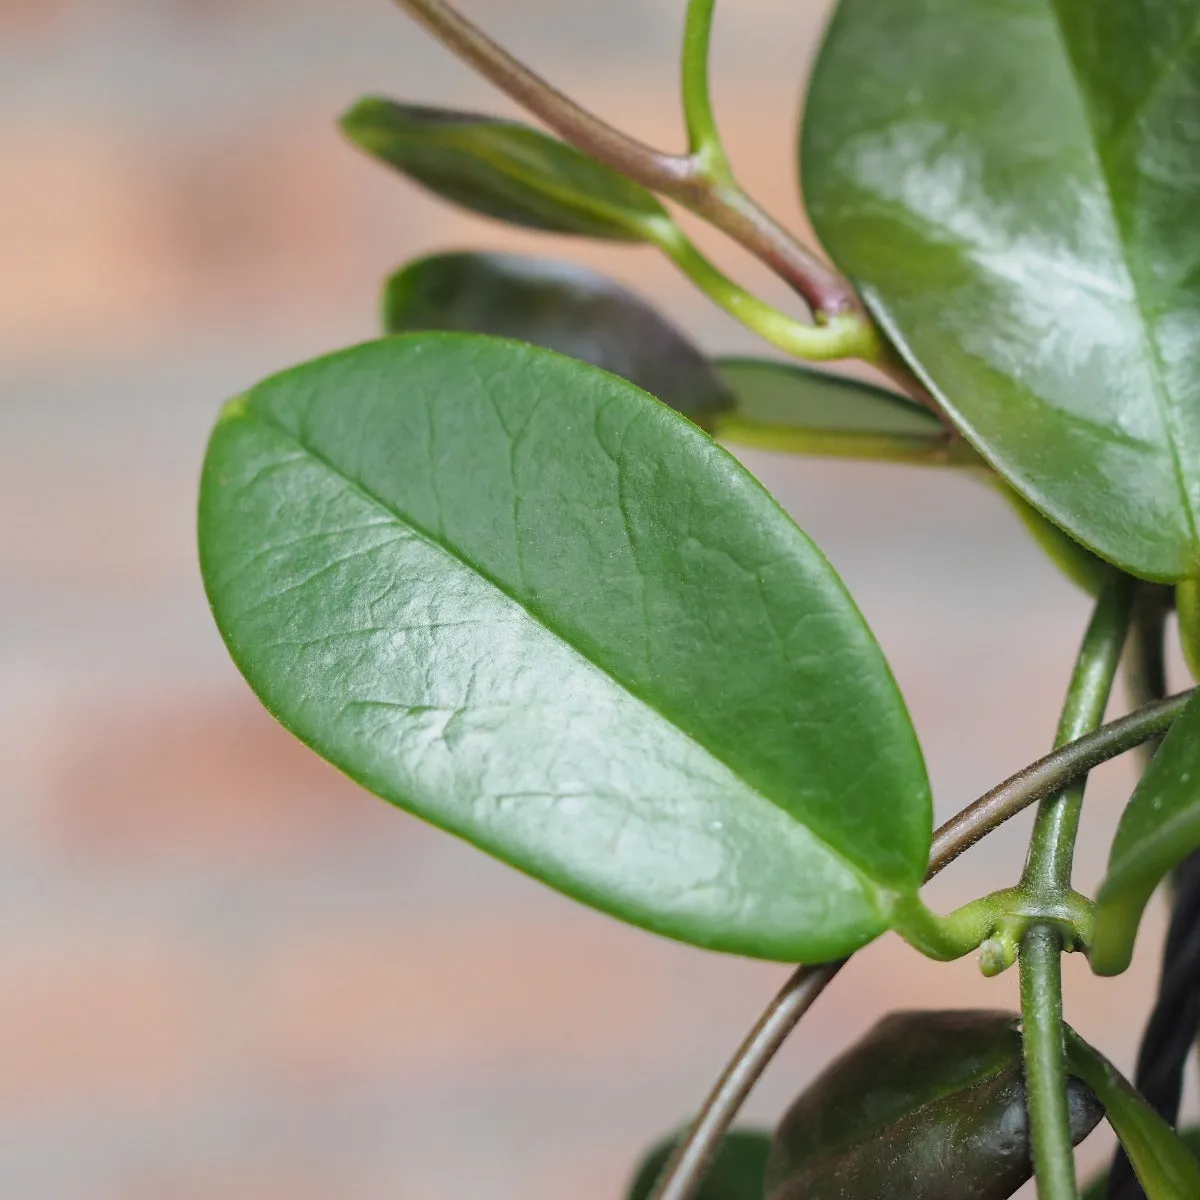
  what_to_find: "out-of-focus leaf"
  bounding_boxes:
[765,1010,1101,1200]
[627,1130,771,1200]
[383,251,733,426]
[1081,1129,1200,1199]
[1065,1030,1200,1199]
[710,357,955,464]
[1093,690,1200,975]
[341,98,667,240]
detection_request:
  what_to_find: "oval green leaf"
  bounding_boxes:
[1065,1029,1200,1199]
[627,1130,771,1200]
[340,98,667,241]
[765,1009,1101,1200]
[802,0,1200,581]
[1092,689,1200,975]
[1082,1129,1200,1200]
[198,334,931,961]
[383,251,734,426]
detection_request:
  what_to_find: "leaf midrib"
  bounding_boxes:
[232,400,885,900]
[1044,0,1200,564]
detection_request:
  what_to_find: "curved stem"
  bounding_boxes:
[393,0,690,187]
[647,959,844,1200]
[390,0,875,330]
[929,689,1192,876]
[681,0,727,172]
[1016,575,1134,1200]
[647,687,1193,1200]
[649,221,880,360]
[1022,573,1136,896]
[1021,925,1077,1200]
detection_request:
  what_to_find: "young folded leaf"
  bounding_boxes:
[1065,1029,1200,1200]
[626,1130,770,1200]
[1092,690,1200,975]
[765,1010,1101,1200]
[341,98,667,241]
[713,359,1109,592]
[383,251,734,426]
[802,0,1200,582]
[711,357,955,464]
[198,335,932,962]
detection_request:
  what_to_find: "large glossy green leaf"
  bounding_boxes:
[764,1010,1101,1200]
[802,0,1200,581]
[341,98,667,240]
[1092,689,1200,975]
[627,1130,771,1200]
[382,251,734,426]
[1082,1129,1200,1199]
[1065,1029,1200,1199]
[198,334,931,961]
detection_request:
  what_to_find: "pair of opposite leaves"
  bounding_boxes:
[627,1011,1200,1200]
[198,0,1200,965]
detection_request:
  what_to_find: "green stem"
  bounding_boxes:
[1125,585,1171,770]
[1022,573,1136,896]
[1021,925,1077,1200]
[1016,573,1135,1200]
[681,0,728,175]
[646,688,1193,1200]
[647,220,881,361]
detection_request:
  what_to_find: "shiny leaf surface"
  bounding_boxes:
[382,251,733,425]
[198,334,932,961]
[1093,689,1200,975]
[1066,1030,1200,1199]
[765,1010,1101,1200]
[341,98,667,240]
[803,0,1200,581]
[627,1130,771,1200]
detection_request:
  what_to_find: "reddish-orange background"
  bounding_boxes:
[0,1,1187,1195]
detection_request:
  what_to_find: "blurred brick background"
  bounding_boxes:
[0,0,1190,1196]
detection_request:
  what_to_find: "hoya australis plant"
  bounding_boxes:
[197,1,1200,1196]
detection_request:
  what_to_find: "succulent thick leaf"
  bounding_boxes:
[803,0,1200,581]
[711,357,955,464]
[1093,689,1200,975]
[627,1130,770,1200]
[765,1010,1101,1200]
[341,98,667,241]
[198,335,931,961]
[1065,1030,1200,1199]
[1082,1129,1200,1199]
[383,251,733,426]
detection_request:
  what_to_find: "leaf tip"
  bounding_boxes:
[218,394,250,424]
